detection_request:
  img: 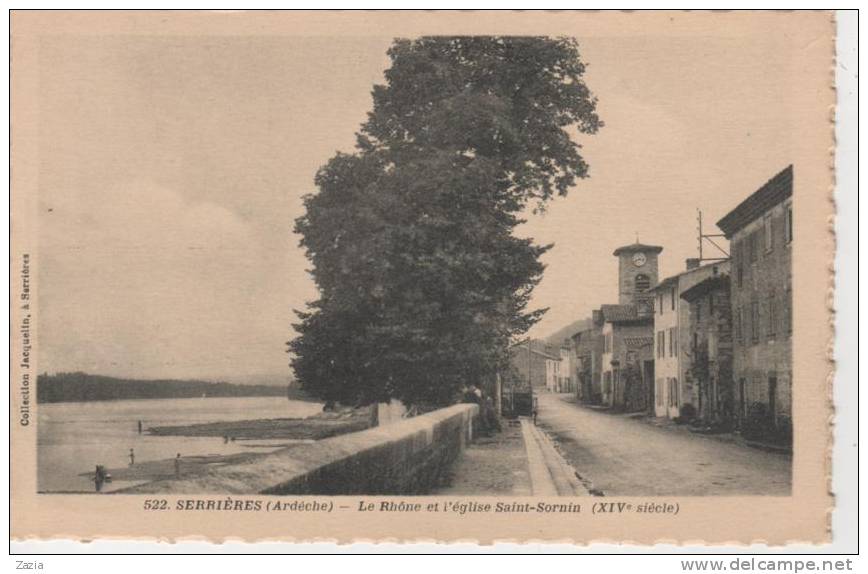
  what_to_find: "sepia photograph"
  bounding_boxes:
[10,9,844,547]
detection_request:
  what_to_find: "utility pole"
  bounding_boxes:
[697,209,730,262]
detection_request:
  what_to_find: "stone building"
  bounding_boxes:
[600,304,655,411]
[613,242,664,312]
[557,342,575,393]
[593,241,662,411]
[649,260,731,419]
[507,340,559,390]
[717,165,793,444]
[680,271,734,427]
[545,352,562,392]
[571,315,604,403]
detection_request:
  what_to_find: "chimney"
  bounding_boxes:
[685,258,700,270]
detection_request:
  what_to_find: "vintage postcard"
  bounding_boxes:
[10,10,836,545]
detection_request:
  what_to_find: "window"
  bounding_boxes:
[656,330,663,358]
[696,299,702,323]
[657,293,663,314]
[786,203,793,244]
[635,274,650,292]
[735,307,743,344]
[749,231,758,263]
[751,300,760,343]
[670,287,676,310]
[669,378,679,407]
[735,241,744,288]
[786,286,792,335]
[764,214,774,253]
[768,293,777,338]
[669,327,677,357]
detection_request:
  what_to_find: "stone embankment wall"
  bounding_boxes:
[122,403,478,495]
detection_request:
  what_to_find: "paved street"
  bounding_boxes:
[436,417,588,496]
[536,393,792,496]
[436,421,532,496]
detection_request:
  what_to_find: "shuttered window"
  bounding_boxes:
[751,300,760,343]
[768,292,777,338]
[764,214,774,253]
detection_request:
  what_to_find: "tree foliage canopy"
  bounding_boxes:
[290,36,601,408]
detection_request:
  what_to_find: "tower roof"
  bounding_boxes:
[612,242,664,256]
[599,304,653,324]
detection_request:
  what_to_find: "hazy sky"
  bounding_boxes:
[37,26,797,381]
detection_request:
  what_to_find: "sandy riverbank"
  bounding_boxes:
[147,405,374,441]
[73,406,376,492]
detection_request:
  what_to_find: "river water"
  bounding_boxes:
[37,396,323,493]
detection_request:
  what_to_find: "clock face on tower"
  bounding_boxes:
[632,252,646,267]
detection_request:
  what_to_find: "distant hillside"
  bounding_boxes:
[545,317,591,346]
[36,372,314,404]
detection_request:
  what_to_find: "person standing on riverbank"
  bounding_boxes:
[128,448,135,466]
[94,465,106,492]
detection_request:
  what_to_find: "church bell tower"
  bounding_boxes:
[612,241,663,306]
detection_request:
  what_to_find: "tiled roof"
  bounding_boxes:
[717,165,793,238]
[612,242,664,256]
[509,342,560,361]
[600,304,638,323]
[530,349,560,361]
[648,274,679,293]
[624,336,653,349]
[680,275,730,302]
[648,260,732,293]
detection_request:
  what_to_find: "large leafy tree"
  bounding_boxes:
[290,37,601,408]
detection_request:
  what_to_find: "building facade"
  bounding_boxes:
[650,274,681,419]
[600,304,655,411]
[556,342,575,393]
[680,272,734,427]
[650,260,730,419]
[545,354,561,392]
[508,340,559,390]
[572,316,604,404]
[717,165,793,444]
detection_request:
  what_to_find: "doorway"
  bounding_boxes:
[643,360,655,414]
